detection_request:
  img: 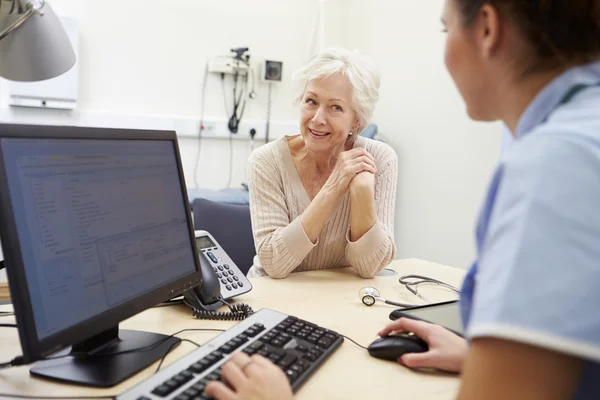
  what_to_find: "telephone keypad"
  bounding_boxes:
[224,264,230,270]
[226,285,232,291]
[232,283,238,289]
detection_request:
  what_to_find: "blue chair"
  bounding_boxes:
[192,198,256,276]
[361,124,378,139]
[361,123,388,142]
[187,187,249,206]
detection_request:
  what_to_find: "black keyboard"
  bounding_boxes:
[118,309,344,400]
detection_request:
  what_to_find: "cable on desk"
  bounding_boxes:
[154,338,200,374]
[0,355,24,369]
[183,296,254,321]
[340,334,368,350]
[0,324,21,370]
[0,394,115,400]
[0,356,23,370]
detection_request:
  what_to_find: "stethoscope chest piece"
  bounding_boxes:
[359,287,381,306]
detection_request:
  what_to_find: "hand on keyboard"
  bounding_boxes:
[117,311,343,400]
[205,352,293,400]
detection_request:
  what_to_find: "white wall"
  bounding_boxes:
[0,0,503,276]
[46,0,316,120]
[0,0,345,190]
[0,0,348,281]
[349,0,502,268]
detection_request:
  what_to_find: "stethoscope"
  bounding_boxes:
[359,274,460,308]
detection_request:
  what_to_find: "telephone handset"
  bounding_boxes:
[183,230,254,320]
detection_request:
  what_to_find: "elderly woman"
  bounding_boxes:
[247,48,397,279]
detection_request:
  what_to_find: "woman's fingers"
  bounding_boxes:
[344,156,376,174]
[220,354,250,389]
[344,148,369,158]
[378,318,436,341]
[328,148,377,194]
[205,381,237,400]
[400,351,438,369]
[350,162,376,175]
[379,319,409,337]
[249,354,274,368]
[343,148,376,164]
[355,155,377,170]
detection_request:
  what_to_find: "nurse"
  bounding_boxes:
[206,0,600,399]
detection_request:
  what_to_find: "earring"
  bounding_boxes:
[348,132,353,136]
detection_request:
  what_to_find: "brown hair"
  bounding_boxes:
[455,0,600,71]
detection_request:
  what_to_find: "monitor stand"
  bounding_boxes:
[30,325,181,387]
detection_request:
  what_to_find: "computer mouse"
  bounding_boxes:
[367,334,428,361]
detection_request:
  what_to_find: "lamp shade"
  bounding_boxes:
[0,1,75,82]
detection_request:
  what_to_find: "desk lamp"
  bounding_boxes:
[0,0,75,81]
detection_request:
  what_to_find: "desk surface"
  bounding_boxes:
[0,281,8,302]
[0,259,466,400]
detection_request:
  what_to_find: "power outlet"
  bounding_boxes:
[209,56,250,75]
[200,123,217,136]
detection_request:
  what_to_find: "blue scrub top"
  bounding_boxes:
[460,61,600,399]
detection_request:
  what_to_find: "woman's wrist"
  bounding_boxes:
[350,180,374,199]
[322,181,344,199]
[349,171,375,197]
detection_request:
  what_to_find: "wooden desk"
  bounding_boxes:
[0,259,466,399]
[0,281,9,301]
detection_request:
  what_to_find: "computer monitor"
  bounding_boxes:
[0,124,204,387]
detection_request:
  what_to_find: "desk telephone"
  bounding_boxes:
[183,230,254,320]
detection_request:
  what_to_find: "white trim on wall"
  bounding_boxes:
[0,107,298,141]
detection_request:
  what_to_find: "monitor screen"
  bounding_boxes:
[0,137,197,340]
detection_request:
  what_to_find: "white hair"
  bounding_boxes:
[292,47,381,134]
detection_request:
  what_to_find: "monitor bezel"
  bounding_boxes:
[0,124,205,363]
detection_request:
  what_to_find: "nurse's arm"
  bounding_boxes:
[457,338,582,400]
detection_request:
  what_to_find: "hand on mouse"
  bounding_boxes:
[378,318,467,373]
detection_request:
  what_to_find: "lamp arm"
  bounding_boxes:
[0,0,43,41]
